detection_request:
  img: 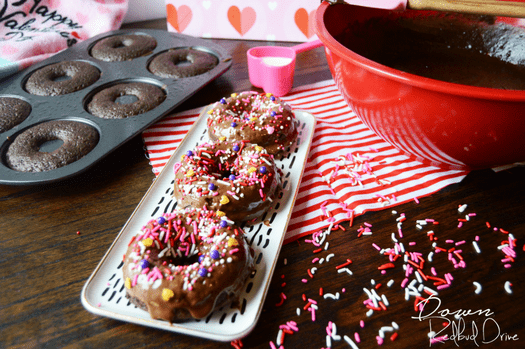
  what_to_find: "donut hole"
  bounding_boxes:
[38,138,64,153]
[115,94,139,105]
[170,254,200,266]
[112,38,132,49]
[50,72,72,83]
[174,58,193,67]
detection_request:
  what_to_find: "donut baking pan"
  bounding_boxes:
[81,107,316,341]
[0,29,232,185]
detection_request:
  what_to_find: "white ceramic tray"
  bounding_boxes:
[81,107,316,341]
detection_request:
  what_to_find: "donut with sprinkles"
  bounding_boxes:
[123,207,254,322]
[173,140,282,223]
[207,91,298,155]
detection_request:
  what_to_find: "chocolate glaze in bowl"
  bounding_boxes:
[315,2,525,170]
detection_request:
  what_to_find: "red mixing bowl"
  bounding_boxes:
[314,1,525,170]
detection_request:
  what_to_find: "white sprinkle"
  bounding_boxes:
[458,204,468,213]
[324,292,340,300]
[276,329,283,346]
[415,270,423,284]
[311,267,317,275]
[472,241,481,254]
[424,286,438,295]
[387,279,394,287]
[381,294,389,306]
[366,309,374,317]
[296,307,301,316]
[338,267,353,275]
[380,326,394,333]
[392,321,399,330]
[504,281,513,294]
[344,335,360,349]
[326,335,332,348]
[428,251,434,262]
[326,253,335,262]
[473,281,482,294]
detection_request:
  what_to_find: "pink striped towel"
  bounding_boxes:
[142,80,468,243]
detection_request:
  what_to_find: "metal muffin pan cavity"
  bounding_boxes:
[0,29,232,185]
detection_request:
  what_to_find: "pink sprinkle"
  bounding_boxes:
[455,240,465,246]
[504,264,512,268]
[229,248,239,254]
[364,222,373,227]
[401,278,409,288]
[437,284,450,290]
[372,243,381,251]
[269,341,277,349]
[431,267,437,276]
[312,258,319,263]
[377,336,384,345]
[302,279,308,283]
[446,239,454,244]
[409,242,416,246]
[414,197,420,204]
[355,332,361,343]
[309,307,316,322]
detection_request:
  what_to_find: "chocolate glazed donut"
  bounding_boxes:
[123,207,254,322]
[90,34,157,62]
[6,120,99,172]
[148,48,218,79]
[25,61,101,96]
[87,82,166,119]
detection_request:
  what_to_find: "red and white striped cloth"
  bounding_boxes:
[142,80,468,243]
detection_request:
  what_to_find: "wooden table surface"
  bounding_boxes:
[1,19,524,349]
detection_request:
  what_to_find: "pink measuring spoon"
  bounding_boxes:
[247,39,323,97]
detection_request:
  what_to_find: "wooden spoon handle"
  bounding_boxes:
[408,0,525,18]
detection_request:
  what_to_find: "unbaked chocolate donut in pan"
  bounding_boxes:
[90,34,157,62]
[6,120,99,172]
[25,61,101,96]
[148,48,218,78]
[0,97,31,133]
[87,82,166,119]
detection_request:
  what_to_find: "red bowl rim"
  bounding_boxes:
[315,2,525,102]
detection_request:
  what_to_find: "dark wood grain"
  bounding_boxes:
[1,19,524,349]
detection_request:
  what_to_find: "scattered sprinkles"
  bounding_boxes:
[265,201,518,347]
